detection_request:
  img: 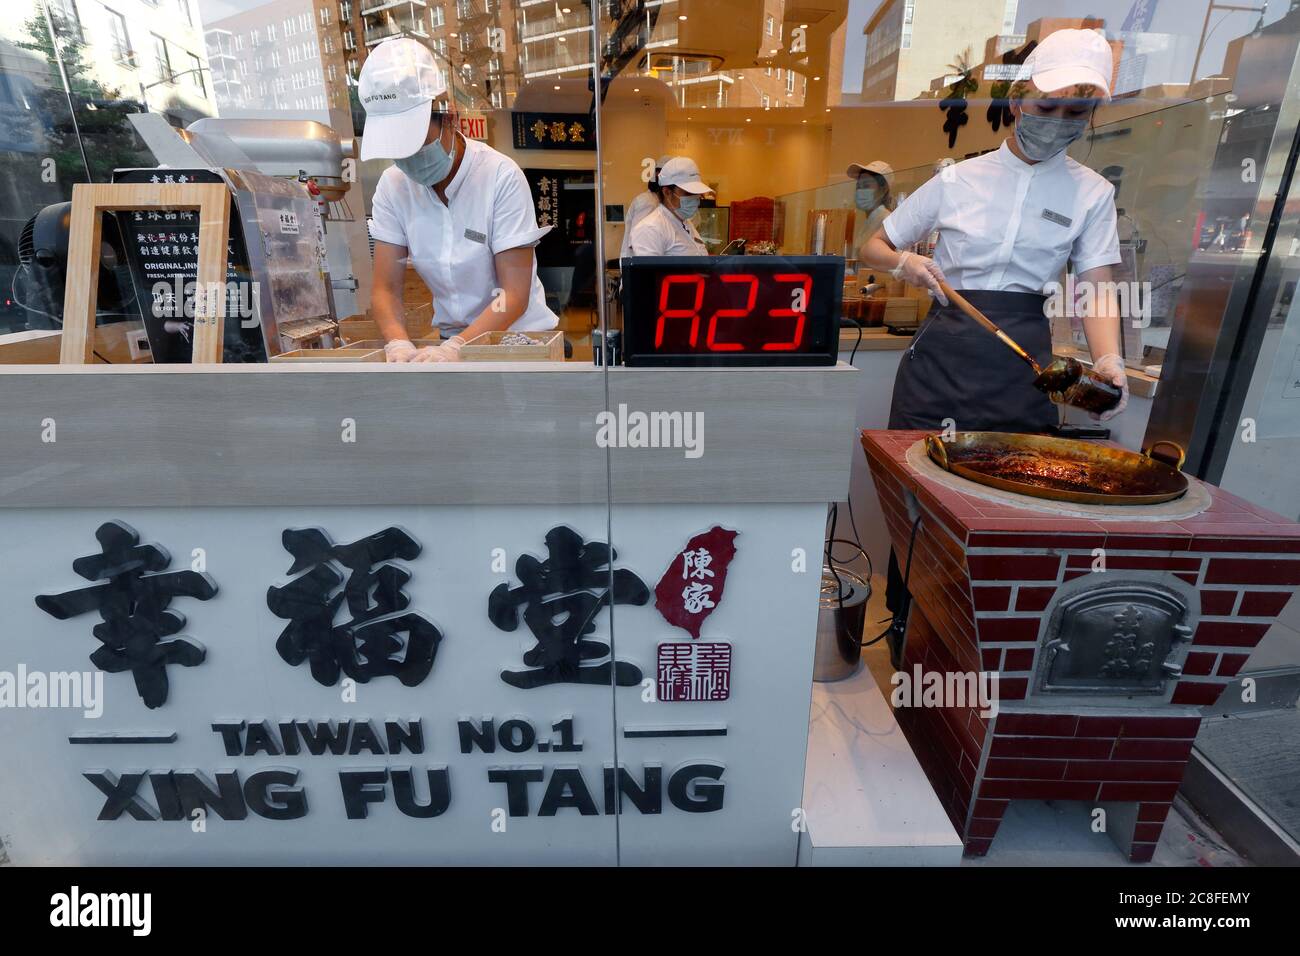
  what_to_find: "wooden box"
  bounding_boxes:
[270,347,384,362]
[459,330,564,362]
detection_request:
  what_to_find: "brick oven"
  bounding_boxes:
[861,429,1300,862]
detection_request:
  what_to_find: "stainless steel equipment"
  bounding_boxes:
[814,567,870,682]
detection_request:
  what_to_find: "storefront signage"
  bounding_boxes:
[1,506,820,863]
[511,111,595,151]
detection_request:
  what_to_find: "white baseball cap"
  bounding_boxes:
[1020,28,1114,100]
[358,38,449,161]
[658,157,712,194]
[847,160,894,187]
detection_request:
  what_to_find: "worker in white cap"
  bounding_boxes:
[845,159,895,259]
[619,155,673,260]
[625,157,714,257]
[360,37,558,362]
[858,28,1127,664]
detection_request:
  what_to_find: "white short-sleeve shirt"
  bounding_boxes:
[619,189,660,259]
[368,136,559,333]
[625,203,708,257]
[881,140,1121,294]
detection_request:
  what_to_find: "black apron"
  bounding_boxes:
[887,290,1057,434]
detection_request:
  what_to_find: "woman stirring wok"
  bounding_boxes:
[857,28,1128,655]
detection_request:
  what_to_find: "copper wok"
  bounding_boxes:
[924,432,1188,506]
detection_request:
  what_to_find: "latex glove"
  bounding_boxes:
[1091,352,1129,422]
[891,251,949,306]
[384,339,418,363]
[419,334,467,364]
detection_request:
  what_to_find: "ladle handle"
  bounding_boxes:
[938,280,1042,375]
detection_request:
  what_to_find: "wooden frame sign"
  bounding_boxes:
[60,182,232,364]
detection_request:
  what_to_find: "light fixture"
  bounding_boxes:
[558,36,566,42]
[450,31,458,37]
[633,87,640,92]
[554,84,561,90]
[678,14,687,20]
[800,23,808,29]
[813,75,821,81]
[745,117,751,122]
[562,5,571,11]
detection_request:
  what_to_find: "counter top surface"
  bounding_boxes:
[0,365,861,508]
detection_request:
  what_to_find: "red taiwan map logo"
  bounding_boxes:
[654,526,738,639]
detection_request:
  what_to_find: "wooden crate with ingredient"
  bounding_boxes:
[459,330,564,362]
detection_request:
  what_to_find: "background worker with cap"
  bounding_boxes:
[625,157,714,257]
[856,28,1128,663]
[360,37,559,363]
[619,155,673,260]
[846,159,895,259]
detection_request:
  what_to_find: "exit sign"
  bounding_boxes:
[459,112,488,140]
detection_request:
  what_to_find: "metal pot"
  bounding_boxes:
[925,432,1188,506]
[814,567,870,682]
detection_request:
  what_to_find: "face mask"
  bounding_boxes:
[394,127,453,186]
[675,195,701,220]
[855,186,881,212]
[1014,111,1089,162]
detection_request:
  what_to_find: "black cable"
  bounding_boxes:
[842,315,864,364]
[867,513,922,647]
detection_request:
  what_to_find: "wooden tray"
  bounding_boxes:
[341,339,441,350]
[460,330,564,362]
[270,347,384,362]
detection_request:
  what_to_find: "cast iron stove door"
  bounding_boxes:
[1037,583,1193,696]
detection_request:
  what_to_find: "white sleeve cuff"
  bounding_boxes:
[491,224,552,255]
[1073,253,1124,274]
[368,225,407,248]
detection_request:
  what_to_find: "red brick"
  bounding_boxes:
[1216,654,1249,678]
[981,648,1002,670]
[995,713,1078,736]
[1075,716,1124,736]
[1115,716,1201,738]
[1137,802,1173,823]
[1015,586,1057,612]
[967,554,1063,582]
[972,798,1009,818]
[1128,842,1157,863]
[1003,648,1036,672]
[1205,557,1300,586]
[1237,591,1294,617]
[968,532,1106,549]
[1064,760,1187,782]
[964,838,993,856]
[1063,569,1090,582]
[1175,573,1200,586]
[1104,534,1192,551]
[1066,554,1202,572]
[1098,782,1181,802]
[979,780,1101,800]
[985,758,1067,779]
[1172,681,1226,706]
[1183,652,1216,677]
[972,586,1012,611]
[1112,739,1195,761]
[1188,535,1300,553]
[1199,590,1238,615]
[998,677,1028,700]
[1133,823,1165,843]
[1193,620,1272,648]
[991,736,1113,759]
[976,617,1043,642]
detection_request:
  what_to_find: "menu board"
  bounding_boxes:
[112,168,267,363]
